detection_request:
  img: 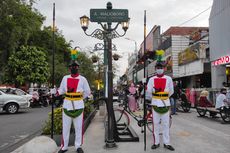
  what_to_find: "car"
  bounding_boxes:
[0,90,30,114]
[0,87,33,103]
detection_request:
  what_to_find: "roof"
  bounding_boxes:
[162,26,209,36]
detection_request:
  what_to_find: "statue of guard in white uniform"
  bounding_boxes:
[146,50,175,151]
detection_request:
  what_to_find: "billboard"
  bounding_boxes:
[178,43,200,65]
[138,25,161,59]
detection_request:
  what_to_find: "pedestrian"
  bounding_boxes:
[51,53,91,153]
[137,81,144,109]
[170,81,179,115]
[198,89,213,107]
[189,86,196,107]
[215,88,228,109]
[146,50,175,151]
[222,81,230,101]
[128,83,137,112]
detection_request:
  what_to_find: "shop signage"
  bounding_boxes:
[212,55,230,66]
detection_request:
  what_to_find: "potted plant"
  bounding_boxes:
[42,99,97,146]
[112,53,120,61]
[91,55,99,63]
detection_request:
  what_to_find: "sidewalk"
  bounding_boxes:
[12,112,160,153]
[55,109,230,153]
[12,109,230,153]
[58,112,153,153]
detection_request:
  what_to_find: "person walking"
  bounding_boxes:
[128,83,137,112]
[189,86,196,107]
[170,81,179,115]
[52,50,91,153]
[137,82,144,109]
[215,88,228,109]
[146,50,175,151]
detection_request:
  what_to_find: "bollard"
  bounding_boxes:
[22,136,58,153]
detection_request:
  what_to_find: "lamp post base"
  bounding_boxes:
[104,140,117,149]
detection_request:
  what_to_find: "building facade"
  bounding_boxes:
[158,27,210,88]
[133,26,211,88]
[209,0,230,88]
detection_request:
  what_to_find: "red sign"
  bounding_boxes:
[212,55,230,66]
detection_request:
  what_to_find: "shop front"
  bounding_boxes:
[211,55,230,88]
[177,42,210,88]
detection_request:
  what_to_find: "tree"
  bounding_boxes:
[0,1,97,89]
[77,52,95,86]
[4,46,50,87]
[0,0,44,80]
[28,26,72,85]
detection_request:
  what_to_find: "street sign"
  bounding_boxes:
[90,9,129,22]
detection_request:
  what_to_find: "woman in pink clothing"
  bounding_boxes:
[189,87,196,107]
[128,83,137,112]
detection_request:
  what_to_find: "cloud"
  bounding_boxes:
[34,0,213,77]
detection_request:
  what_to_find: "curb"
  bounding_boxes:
[2,130,42,153]
[10,109,98,153]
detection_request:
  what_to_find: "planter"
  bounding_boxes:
[52,108,97,146]
[113,54,120,61]
[91,56,99,63]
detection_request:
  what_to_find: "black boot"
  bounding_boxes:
[164,144,175,151]
[151,144,160,149]
[58,149,68,153]
[76,148,84,153]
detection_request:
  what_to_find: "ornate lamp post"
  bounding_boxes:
[80,2,129,148]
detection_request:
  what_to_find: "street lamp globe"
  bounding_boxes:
[80,15,90,31]
[121,18,130,32]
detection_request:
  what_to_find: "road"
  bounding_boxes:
[127,108,230,153]
[0,106,51,153]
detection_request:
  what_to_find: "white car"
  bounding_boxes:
[0,90,30,114]
[0,87,33,103]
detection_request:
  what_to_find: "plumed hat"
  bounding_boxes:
[155,50,166,67]
[69,49,80,67]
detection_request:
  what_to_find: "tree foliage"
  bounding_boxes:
[78,52,95,86]
[0,0,96,89]
[5,46,50,86]
[0,0,44,80]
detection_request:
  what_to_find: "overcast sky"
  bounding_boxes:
[34,0,213,78]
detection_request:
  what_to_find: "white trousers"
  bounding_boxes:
[152,109,170,145]
[60,111,84,150]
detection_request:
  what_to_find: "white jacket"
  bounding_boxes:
[146,75,174,107]
[58,74,91,110]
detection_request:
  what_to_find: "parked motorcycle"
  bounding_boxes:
[30,88,50,107]
[176,92,191,112]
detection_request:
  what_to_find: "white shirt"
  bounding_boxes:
[215,93,226,109]
[58,74,91,110]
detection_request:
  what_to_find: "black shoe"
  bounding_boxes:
[58,149,68,153]
[164,144,175,151]
[151,144,160,149]
[76,148,84,153]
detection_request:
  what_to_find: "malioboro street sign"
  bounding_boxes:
[90,9,128,22]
